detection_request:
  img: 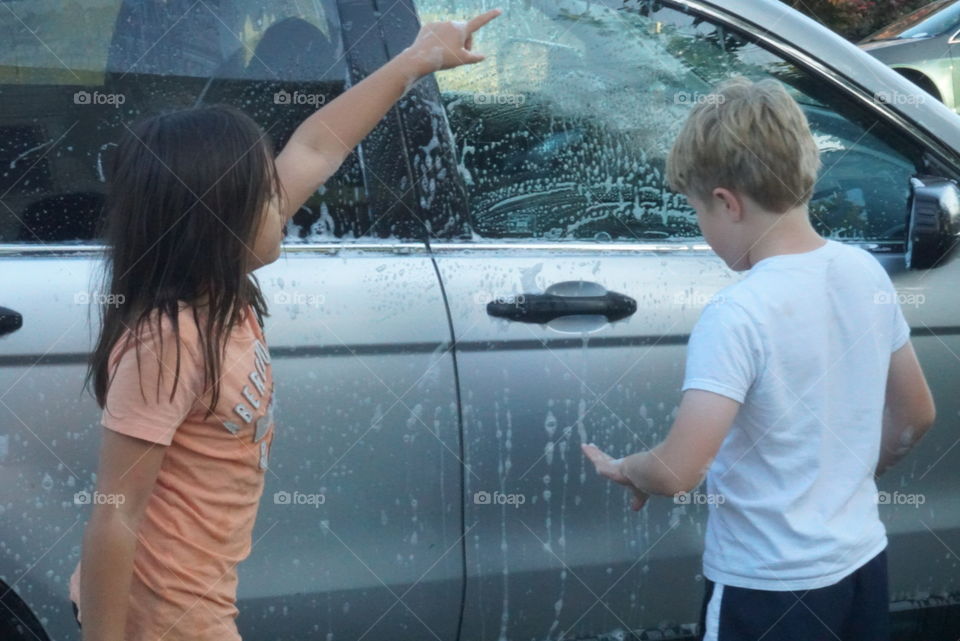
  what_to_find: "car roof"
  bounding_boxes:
[688,0,960,160]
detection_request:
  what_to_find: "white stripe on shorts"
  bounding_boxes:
[703,582,724,641]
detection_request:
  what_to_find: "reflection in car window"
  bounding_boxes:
[422,0,922,243]
[0,0,367,244]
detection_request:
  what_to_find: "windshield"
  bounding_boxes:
[865,0,960,41]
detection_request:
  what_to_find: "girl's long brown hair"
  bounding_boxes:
[87,105,282,416]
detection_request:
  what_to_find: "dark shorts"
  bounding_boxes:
[697,549,889,641]
[72,601,81,629]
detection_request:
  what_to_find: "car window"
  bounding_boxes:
[421,0,923,244]
[0,0,368,245]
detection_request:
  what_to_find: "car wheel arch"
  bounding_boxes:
[895,67,944,102]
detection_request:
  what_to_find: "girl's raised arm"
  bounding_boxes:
[274,9,502,221]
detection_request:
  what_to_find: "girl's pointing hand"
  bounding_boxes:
[406,9,502,73]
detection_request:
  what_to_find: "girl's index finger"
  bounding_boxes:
[466,8,502,34]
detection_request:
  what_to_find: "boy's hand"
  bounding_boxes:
[404,9,502,75]
[581,443,649,511]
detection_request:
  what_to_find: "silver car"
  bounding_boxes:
[860,0,960,112]
[1,0,958,640]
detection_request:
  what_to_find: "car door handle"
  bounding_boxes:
[486,290,637,324]
[0,306,23,337]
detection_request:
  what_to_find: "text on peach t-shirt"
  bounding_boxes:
[70,302,276,641]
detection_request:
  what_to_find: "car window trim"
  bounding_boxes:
[0,242,431,256]
[426,241,896,253]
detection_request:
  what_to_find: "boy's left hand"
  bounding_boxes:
[405,9,502,74]
[581,443,650,511]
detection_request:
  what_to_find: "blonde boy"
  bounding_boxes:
[583,77,936,640]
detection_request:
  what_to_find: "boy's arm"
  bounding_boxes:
[582,389,739,507]
[275,9,501,221]
[876,341,935,476]
[582,299,754,509]
[624,389,739,494]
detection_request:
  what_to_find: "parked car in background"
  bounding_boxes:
[860,0,960,111]
[1,0,959,640]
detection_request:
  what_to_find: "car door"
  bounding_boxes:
[406,0,960,639]
[0,2,463,641]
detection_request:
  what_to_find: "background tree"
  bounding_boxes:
[784,0,934,41]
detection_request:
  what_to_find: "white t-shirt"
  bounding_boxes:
[682,239,910,591]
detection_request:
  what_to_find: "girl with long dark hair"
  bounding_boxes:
[69,11,501,641]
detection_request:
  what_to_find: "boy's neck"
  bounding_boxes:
[745,205,826,269]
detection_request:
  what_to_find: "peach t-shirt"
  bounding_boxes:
[70,302,276,641]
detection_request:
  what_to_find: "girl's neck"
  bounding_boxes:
[181,295,248,323]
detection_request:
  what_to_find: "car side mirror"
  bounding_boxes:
[906,175,960,269]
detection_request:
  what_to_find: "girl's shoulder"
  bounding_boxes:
[112,300,262,364]
[111,302,204,364]
[237,302,266,338]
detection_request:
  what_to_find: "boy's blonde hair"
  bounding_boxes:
[666,76,822,213]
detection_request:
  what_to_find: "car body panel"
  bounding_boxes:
[0,247,464,641]
[430,244,733,638]
[406,0,960,638]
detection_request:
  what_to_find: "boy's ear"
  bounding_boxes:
[712,187,745,222]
